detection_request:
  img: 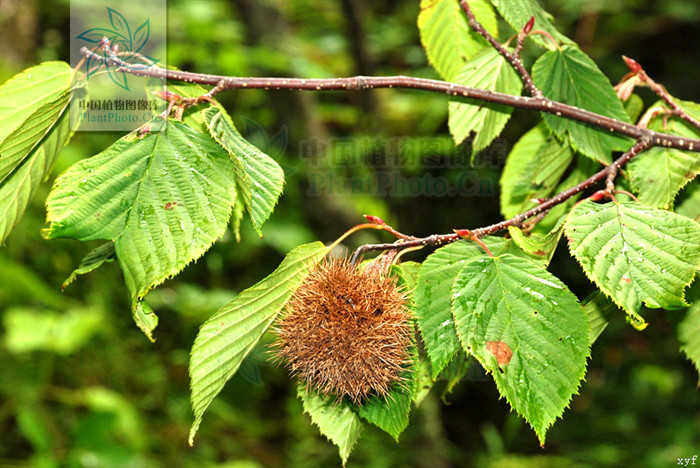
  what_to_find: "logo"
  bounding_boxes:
[76,7,158,91]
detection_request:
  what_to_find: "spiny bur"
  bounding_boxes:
[274,258,413,404]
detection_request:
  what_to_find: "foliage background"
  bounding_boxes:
[1,0,699,467]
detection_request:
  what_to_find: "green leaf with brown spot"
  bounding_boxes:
[46,119,237,336]
[451,253,589,444]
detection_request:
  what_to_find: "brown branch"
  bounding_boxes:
[458,0,543,98]
[80,47,700,154]
[622,56,700,131]
[349,136,654,260]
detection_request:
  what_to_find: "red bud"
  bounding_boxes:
[454,229,473,238]
[588,190,609,202]
[524,16,535,34]
[364,215,385,225]
[622,55,642,74]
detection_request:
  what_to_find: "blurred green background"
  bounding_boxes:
[1,1,699,467]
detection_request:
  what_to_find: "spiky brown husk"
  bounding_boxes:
[273,258,413,404]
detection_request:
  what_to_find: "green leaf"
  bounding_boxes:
[45,119,237,311]
[501,146,597,263]
[532,45,633,164]
[230,178,246,242]
[565,200,700,321]
[438,352,473,399]
[390,261,421,291]
[415,237,537,378]
[188,241,328,444]
[451,253,589,444]
[63,242,117,290]
[0,93,70,184]
[624,94,644,123]
[417,0,497,81]
[357,352,417,441]
[507,222,563,264]
[582,292,618,345]
[491,0,573,50]
[503,153,596,253]
[675,181,700,221]
[165,83,211,133]
[132,300,158,342]
[627,105,700,209]
[412,358,434,406]
[204,107,284,235]
[0,84,85,244]
[0,62,85,243]
[0,61,71,169]
[532,155,598,234]
[448,48,523,149]
[298,384,363,466]
[500,123,574,219]
[676,99,700,124]
[357,383,412,442]
[677,277,700,381]
[415,241,481,378]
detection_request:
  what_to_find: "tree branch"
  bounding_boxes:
[458,0,543,98]
[80,46,700,154]
[349,136,654,260]
[77,4,697,263]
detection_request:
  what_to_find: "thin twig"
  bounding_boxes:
[605,165,618,193]
[520,203,551,232]
[513,16,534,59]
[622,56,700,131]
[459,0,543,98]
[349,137,653,258]
[81,46,700,153]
